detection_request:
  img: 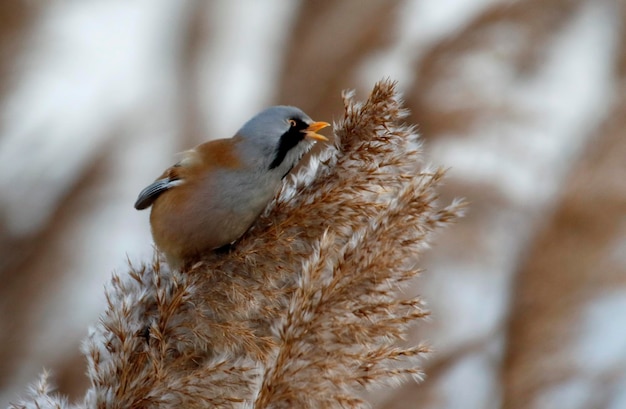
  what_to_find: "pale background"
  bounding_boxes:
[1,1,625,408]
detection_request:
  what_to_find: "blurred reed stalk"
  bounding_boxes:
[11,80,463,409]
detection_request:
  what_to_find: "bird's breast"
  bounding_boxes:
[149,167,281,262]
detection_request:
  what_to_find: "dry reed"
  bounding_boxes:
[10,80,462,409]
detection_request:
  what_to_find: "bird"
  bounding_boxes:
[134,105,330,267]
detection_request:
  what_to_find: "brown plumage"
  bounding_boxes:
[147,139,245,264]
[134,106,330,267]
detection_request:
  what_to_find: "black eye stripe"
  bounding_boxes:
[268,119,308,170]
[289,118,308,130]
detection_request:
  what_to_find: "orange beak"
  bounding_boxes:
[304,121,331,142]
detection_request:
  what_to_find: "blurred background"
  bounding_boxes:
[1,1,625,408]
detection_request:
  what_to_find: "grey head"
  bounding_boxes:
[236,105,328,177]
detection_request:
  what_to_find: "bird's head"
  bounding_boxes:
[236,105,330,175]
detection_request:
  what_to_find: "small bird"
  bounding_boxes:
[135,105,330,267]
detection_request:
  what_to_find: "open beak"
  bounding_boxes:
[303,121,331,142]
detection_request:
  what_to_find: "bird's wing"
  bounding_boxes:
[134,166,184,210]
[134,147,203,210]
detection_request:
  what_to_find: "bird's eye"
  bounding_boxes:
[288,119,297,127]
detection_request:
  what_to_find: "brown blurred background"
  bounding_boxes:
[1,1,625,408]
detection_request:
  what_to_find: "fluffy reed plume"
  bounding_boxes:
[10,80,463,409]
